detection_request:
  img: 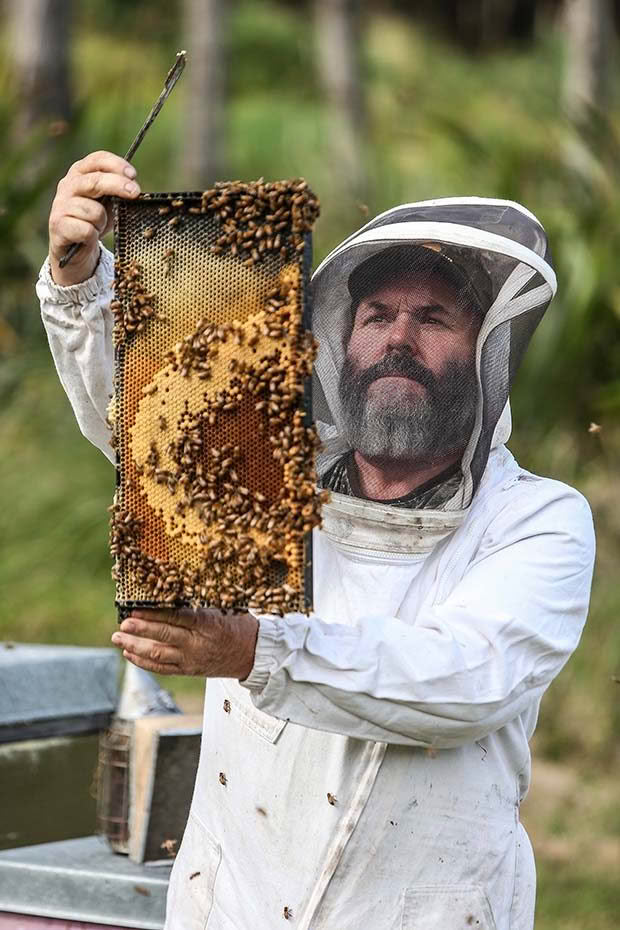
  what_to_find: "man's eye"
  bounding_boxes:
[421,313,447,327]
[365,313,388,325]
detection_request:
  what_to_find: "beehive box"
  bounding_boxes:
[109,180,323,617]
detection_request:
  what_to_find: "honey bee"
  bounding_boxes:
[160,838,178,856]
[283,907,293,920]
[218,772,227,786]
[162,247,175,277]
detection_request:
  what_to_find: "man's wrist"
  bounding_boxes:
[237,614,259,681]
[49,244,101,287]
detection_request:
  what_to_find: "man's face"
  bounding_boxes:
[339,271,481,464]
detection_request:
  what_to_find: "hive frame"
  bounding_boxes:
[110,185,321,619]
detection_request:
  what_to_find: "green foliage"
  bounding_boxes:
[76,0,179,44]
[535,864,619,930]
[229,0,318,99]
[0,118,68,353]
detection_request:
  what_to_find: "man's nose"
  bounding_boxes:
[385,312,420,355]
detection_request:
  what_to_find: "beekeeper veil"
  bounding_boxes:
[311,198,556,554]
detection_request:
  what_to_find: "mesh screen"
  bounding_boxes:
[317,243,485,507]
[110,181,322,617]
[357,202,549,261]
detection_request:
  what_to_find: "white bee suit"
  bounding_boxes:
[37,198,594,930]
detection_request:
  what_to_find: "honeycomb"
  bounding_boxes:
[110,180,323,617]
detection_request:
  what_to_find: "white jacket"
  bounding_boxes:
[37,246,595,930]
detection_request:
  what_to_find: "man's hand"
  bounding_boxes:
[111,608,260,681]
[49,150,141,287]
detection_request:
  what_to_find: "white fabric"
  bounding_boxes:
[37,245,116,464]
[37,246,595,930]
[314,221,557,291]
[313,198,550,268]
[319,491,465,555]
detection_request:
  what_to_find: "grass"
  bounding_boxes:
[522,758,620,928]
[535,867,618,930]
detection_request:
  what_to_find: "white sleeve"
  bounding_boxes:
[241,484,595,748]
[36,244,116,463]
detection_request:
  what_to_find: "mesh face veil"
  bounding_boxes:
[311,198,556,554]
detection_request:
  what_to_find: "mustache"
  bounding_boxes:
[347,353,436,395]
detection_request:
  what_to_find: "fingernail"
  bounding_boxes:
[111,632,122,645]
[124,165,137,179]
[121,620,135,633]
[124,181,140,194]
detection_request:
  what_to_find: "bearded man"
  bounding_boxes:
[38,153,594,930]
[320,243,483,507]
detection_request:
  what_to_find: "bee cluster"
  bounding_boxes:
[121,180,318,265]
[110,501,203,605]
[112,185,322,616]
[201,178,319,267]
[110,258,157,344]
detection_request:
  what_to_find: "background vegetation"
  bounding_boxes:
[0,1,618,926]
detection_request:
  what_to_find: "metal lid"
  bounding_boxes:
[0,836,171,929]
[0,644,119,742]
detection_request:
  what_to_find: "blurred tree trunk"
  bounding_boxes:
[407,0,538,49]
[180,0,230,187]
[8,0,73,135]
[507,0,538,42]
[314,0,367,196]
[460,0,538,48]
[562,0,614,117]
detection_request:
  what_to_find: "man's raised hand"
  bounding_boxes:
[48,150,141,287]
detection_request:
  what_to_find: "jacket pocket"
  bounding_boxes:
[401,884,497,930]
[218,680,287,744]
[164,812,221,930]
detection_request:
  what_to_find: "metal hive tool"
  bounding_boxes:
[109,180,323,617]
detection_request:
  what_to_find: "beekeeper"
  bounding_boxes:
[39,151,595,930]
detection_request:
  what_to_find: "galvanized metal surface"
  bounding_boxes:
[0,911,123,928]
[0,837,171,929]
[0,646,119,743]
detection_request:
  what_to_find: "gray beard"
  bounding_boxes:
[339,354,478,463]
